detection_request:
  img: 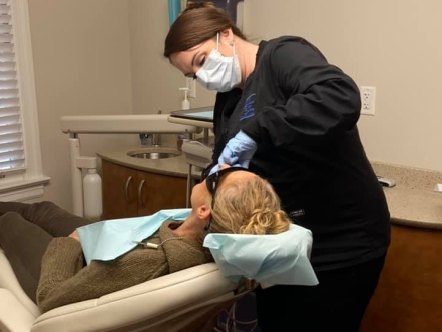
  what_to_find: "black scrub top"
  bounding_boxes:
[212,36,390,271]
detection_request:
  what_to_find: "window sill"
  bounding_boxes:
[0,176,50,202]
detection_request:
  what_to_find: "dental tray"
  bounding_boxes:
[170,106,214,122]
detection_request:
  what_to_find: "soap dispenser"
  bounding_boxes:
[177,87,191,151]
[179,87,190,110]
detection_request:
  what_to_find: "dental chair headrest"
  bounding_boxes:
[203,224,319,288]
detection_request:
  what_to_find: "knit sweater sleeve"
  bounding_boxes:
[36,237,168,313]
[36,237,84,307]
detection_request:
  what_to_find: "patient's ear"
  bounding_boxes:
[196,204,211,221]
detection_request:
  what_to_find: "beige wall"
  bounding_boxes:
[28,0,135,210]
[127,0,215,114]
[28,0,213,211]
[127,0,442,170]
[244,0,442,171]
[28,0,441,211]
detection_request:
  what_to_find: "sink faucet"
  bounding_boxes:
[139,133,161,147]
[139,133,151,146]
[151,133,161,147]
[139,110,163,147]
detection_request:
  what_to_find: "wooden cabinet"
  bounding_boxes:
[360,224,442,332]
[101,159,187,219]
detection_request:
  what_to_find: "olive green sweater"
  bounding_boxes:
[36,222,211,313]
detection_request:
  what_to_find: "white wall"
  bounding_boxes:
[244,0,442,171]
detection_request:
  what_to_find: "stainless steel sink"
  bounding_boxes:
[130,152,178,159]
[127,148,180,160]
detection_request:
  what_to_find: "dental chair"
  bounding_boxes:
[0,247,244,332]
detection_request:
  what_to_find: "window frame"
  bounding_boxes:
[0,0,49,201]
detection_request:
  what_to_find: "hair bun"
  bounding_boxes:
[240,208,289,235]
[185,1,215,12]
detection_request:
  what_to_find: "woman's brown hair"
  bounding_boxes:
[164,2,246,58]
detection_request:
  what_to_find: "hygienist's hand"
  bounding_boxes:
[218,130,257,168]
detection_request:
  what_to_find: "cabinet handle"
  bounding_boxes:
[124,176,133,202]
[138,179,146,208]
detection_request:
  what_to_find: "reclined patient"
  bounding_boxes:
[0,167,291,313]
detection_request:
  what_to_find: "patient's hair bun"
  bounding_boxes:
[241,208,290,235]
[210,175,291,235]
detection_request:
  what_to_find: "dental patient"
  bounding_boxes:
[0,167,290,313]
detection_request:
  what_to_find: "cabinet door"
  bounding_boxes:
[137,171,187,216]
[360,225,442,332]
[102,160,138,219]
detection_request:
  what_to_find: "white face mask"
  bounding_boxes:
[195,33,242,93]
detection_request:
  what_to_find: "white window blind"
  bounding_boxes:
[0,0,25,173]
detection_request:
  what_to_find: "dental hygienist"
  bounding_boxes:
[164,3,390,331]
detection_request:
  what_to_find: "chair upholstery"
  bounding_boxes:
[0,247,242,332]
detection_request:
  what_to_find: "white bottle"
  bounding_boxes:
[179,87,190,110]
[83,168,103,220]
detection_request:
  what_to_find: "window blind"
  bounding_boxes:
[0,0,25,173]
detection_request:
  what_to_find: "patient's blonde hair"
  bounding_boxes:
[210,175,290,235]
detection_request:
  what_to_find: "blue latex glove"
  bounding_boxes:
[218,130,257,168]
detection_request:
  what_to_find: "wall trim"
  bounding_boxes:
[0,177,49,202]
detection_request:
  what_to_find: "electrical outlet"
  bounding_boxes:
[186,77,196,99]
[360,86,376,115]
